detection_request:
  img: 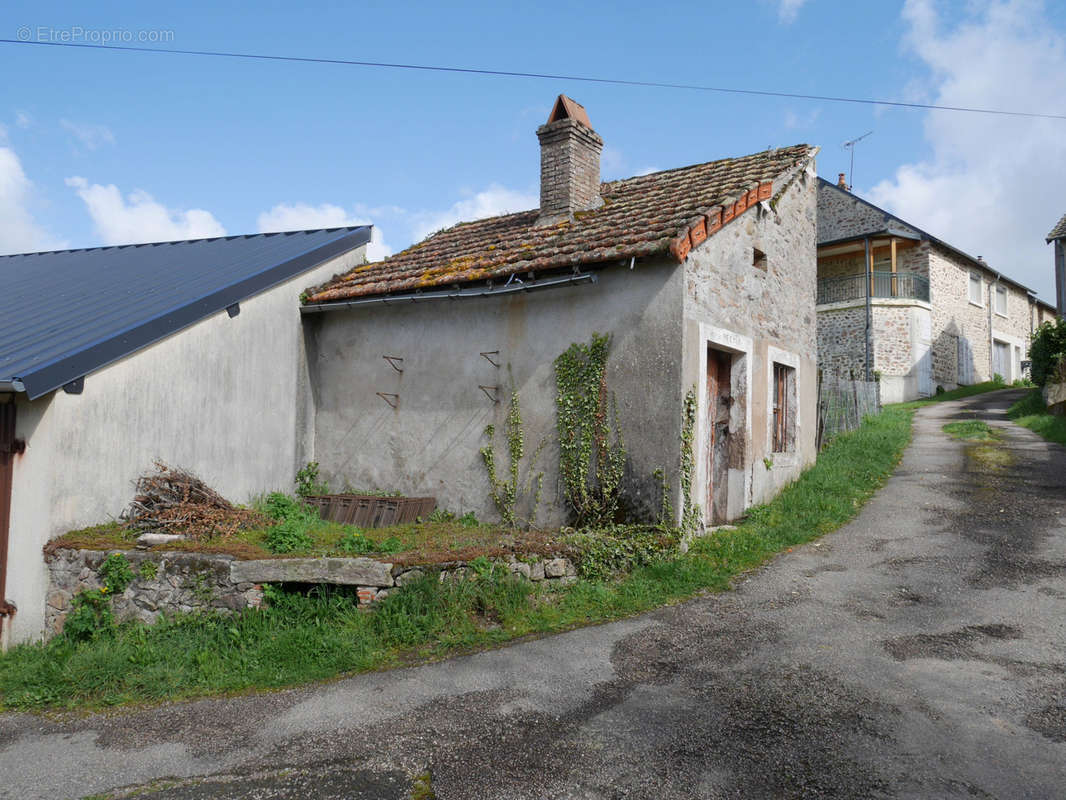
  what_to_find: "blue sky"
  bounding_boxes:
[2,0,1065,298]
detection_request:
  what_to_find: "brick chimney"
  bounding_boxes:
[837,173,848,189]
[535,95,603,227]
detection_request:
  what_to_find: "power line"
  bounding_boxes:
[3,37,1064,121]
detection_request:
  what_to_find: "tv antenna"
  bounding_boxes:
[841,131,873,190]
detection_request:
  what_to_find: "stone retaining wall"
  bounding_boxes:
[44,548,577,637]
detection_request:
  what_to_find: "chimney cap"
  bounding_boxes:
[837,172,848,188]
[546,95,593,129]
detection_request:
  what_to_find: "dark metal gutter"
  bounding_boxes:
[300,271,598,314]
[0,381,25,394]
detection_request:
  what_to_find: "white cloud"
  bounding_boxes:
[0,147,66,254]
[410,184,537,241]
[14,110,32,129]
[867,0,1066,299]
[66,176,226,244]
[778,0,808,23]
[60,119,115,150]
[784,108,822,129]
[256,202,392,261]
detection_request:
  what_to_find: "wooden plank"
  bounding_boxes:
[890,238,898,297]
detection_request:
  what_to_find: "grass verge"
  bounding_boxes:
[0,407,913,712]
[896,379,1011,410]
[942,419,1000,442]
[1007,389,1066,447]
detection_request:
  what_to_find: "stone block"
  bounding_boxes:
[231,557,394,587]
[394,568,425,587]
[509,562,531,580]
[529,561,546,581]
[544,558,570,578]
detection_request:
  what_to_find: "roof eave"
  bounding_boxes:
[15,226,372,400]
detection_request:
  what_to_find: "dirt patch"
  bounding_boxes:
[883,623,1022,661]
[1026,701,1066,743]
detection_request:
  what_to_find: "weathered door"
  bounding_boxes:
[706,349,732,525]
[993,340,1011,381]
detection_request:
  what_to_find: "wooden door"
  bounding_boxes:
[706,349,732,525]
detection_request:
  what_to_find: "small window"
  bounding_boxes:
[753,247,767,271]
[994,285,1008,316]
[772,363,796,453]
[969,273,983,305]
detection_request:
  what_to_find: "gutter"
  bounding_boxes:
[0,381,25,394]
[301,271,598,314]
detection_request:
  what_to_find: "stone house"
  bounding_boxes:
[817,176,1056,402]
[0,228,370,646]
[302,96,820,530]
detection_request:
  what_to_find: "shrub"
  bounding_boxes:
[1028,319,1066,386]
[567,525,678,581]
[265,519,314,554]
[295,462,330,497]
[63,589,114,642]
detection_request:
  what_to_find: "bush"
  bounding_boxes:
[63,589,114,642]
[265,519,314,554]
[295,462,330,497]
[1028,319,1066,386]
[567,525,678,581]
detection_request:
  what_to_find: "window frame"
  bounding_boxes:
[994,284,1008,317]
[968,272,984,307]
[771,362,796,454]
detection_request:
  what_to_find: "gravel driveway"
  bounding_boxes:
[2,389,1064,799]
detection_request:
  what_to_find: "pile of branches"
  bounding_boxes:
[123,462,265,540]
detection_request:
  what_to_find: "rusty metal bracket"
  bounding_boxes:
[480,351,500,368]
[382,355,404,373]
[478,385,500,403]
[376,392,399,409]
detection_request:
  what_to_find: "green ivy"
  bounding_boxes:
[554,333,626,527]
[480,389,545,528]
[679,388,702,536]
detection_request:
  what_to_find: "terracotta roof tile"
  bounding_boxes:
[305,144,813,303]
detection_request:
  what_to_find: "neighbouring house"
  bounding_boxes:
[302,96,820,531]
[817,175,1057,401]
[0,228,371,645]
[1047,213,1066,317]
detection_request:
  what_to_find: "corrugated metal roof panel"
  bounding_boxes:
[0,227,371,398]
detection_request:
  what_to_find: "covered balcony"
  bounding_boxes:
[817,271,930,305]
[816,229,929,307]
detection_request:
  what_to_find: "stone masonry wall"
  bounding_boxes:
[872,306,915,376]
[817,303,921,380]
[926,243,1037,385]
[817,306,867,378]
[45,549,263,636]
[816,181,921,242]
[44,548,577,638]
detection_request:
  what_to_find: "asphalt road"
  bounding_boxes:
[2,389,1065,799]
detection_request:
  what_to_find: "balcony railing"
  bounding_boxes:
[817,271,930,305]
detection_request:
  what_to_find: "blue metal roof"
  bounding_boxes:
[0,227,371,399]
